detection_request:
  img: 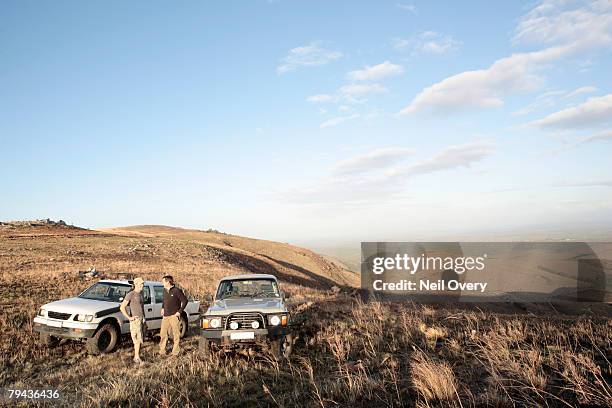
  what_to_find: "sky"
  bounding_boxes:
[1,0,612,244]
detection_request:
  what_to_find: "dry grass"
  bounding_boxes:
[0,224,610,407]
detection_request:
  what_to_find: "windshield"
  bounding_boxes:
[216,279,280,300]
[79,282,132,302]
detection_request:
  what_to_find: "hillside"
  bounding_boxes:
[0,222,609,407]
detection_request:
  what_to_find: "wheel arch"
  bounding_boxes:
[94,316,122,335]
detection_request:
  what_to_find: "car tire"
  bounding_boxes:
[270,334,293,360]
[39,332,57,347]
[86,323,119,355]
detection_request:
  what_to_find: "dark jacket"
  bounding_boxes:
[162,285,188,316]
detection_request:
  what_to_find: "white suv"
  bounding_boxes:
[33,279,200,355]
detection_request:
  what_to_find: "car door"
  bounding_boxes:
[147,285,164,330]
[142,285,155,330]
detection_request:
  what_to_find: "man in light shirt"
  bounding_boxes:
[120,277,146,364]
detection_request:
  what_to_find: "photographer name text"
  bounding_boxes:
[372,279,488,292]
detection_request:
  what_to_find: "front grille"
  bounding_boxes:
[226,313,265,330]
[48,311,71,320]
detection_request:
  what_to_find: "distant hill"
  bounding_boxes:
[100,224,359,289]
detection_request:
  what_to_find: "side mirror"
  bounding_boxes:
[203,294,213,302]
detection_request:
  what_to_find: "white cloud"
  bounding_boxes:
[400,1,612,115]
[346,61,404,81]
[331,148,416,175]
[320,114,360,128]
[529,94,612,129]
[307,94,334,103]
[393,31,460,54]
[513,0,612,48]
[400,43,580,115]
[396,3,416,12]
[277,42,343,74]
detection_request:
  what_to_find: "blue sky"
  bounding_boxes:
[1,0,611,243]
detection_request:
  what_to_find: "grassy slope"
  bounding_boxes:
[0,224,610,407]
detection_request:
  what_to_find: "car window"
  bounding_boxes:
[142,287,151,304]
[216,279,280,300]
[154,286,164,304]
[79,282,132,303]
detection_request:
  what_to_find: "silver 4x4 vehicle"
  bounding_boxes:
[199,274,292,359]
[33,279,200,355]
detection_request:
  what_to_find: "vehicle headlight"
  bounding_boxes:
[76,314,94,322]
[203,317,221,329]
[269,315,281,326]
[38,308,47,317]
[251,321,260,329]
[229,321,239,330]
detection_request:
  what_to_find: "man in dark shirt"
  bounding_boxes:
[159,275,188,356]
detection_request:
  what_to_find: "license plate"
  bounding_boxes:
[47,320,62,328]
[230,331,255,340]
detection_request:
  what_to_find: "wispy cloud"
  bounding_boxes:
[537,129,612,156]
[331,147,415,175]
[387,142,495,177]
[277,42,343,74]
[564,86,597,99]
[307,94,334,103]
[339,83,388,98]
[528,94,612,129]
[279,141,494,205]
[557,179,612,188]
[320,114,360,128]
[393,31,460,55]
[346,61,404,81]
[400,1,612,115]
[396,3,416,12]
[512,86,597,116]
[308,83,388,105]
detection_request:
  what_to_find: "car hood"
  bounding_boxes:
[206,298,286,316]
[42,297,120,315]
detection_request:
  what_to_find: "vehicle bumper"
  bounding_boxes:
[200,327,289,344]
[33,317,97,339]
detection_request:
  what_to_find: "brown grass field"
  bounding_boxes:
[0,222,610,407]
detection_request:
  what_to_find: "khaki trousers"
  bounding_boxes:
[129,316,145,345]
[159,315,181,356]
